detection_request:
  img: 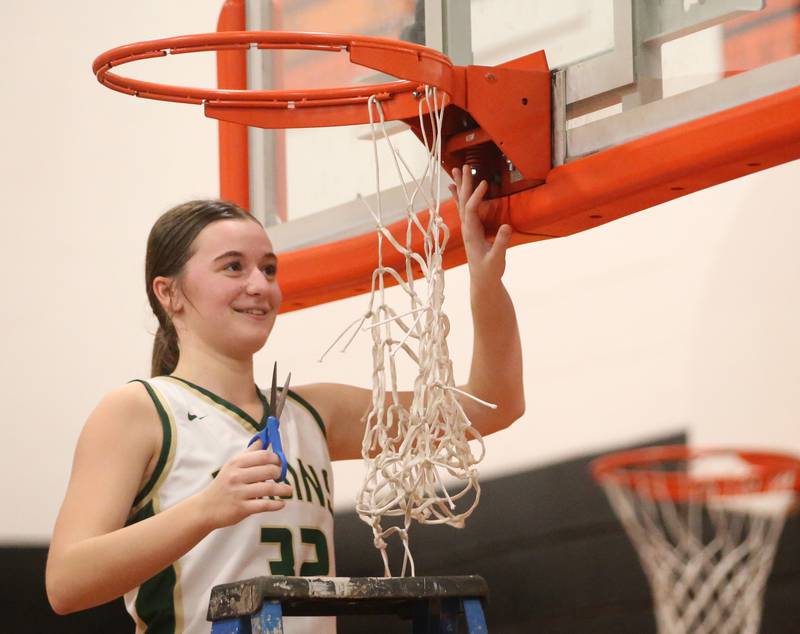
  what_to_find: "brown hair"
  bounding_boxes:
[145,199,261,376]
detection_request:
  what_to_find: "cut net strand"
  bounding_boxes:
[324,85,490,577]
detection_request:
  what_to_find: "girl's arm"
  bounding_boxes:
[46,382,290,614]
[295,166,524,461]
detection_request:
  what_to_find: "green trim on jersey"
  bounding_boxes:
[287,389,327,439]
[167,376,269,432]
[129,380,175,510]
[166,376,327,439]
[127,501,180,633]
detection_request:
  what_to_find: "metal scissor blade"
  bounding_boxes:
[274,372,291,419]
[269,361,278,417]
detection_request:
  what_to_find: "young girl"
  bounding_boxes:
[46,168,524,633]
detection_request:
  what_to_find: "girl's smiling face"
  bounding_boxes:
[167,218,281,360]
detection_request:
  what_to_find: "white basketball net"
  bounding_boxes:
[601,457,796,634]
[323,86,488,577]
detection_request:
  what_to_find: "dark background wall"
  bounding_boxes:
[6,434,799,633]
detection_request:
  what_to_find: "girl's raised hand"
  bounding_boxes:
[196,440,292,529]
[448,166,513,287]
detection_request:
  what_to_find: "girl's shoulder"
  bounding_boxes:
[97,380,160,416]
[81,381,163,452]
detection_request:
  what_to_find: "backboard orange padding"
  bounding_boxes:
[277,84,800,313]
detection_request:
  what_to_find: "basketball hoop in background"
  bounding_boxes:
[592,445,800,634]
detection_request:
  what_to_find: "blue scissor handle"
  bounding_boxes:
[247,416,287,483]
[247,426,270,450]
[266,416,287,483]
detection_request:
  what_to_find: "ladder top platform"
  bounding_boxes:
[207,575,489,619]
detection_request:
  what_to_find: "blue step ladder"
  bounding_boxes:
[207,575,489,633]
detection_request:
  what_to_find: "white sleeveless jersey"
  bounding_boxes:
[124,376,336,634]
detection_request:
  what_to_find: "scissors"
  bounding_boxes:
[248,363,291,483]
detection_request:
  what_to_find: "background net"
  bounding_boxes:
[599,452,797,634]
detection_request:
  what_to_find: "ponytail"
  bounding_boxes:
[151,321,180,377]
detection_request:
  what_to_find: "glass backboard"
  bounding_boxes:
[230,0,800,257]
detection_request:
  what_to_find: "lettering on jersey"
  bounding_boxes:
[298,459,325,506]
[285,463,302,501]
[322,469,333,514]
[275,459,333,514]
